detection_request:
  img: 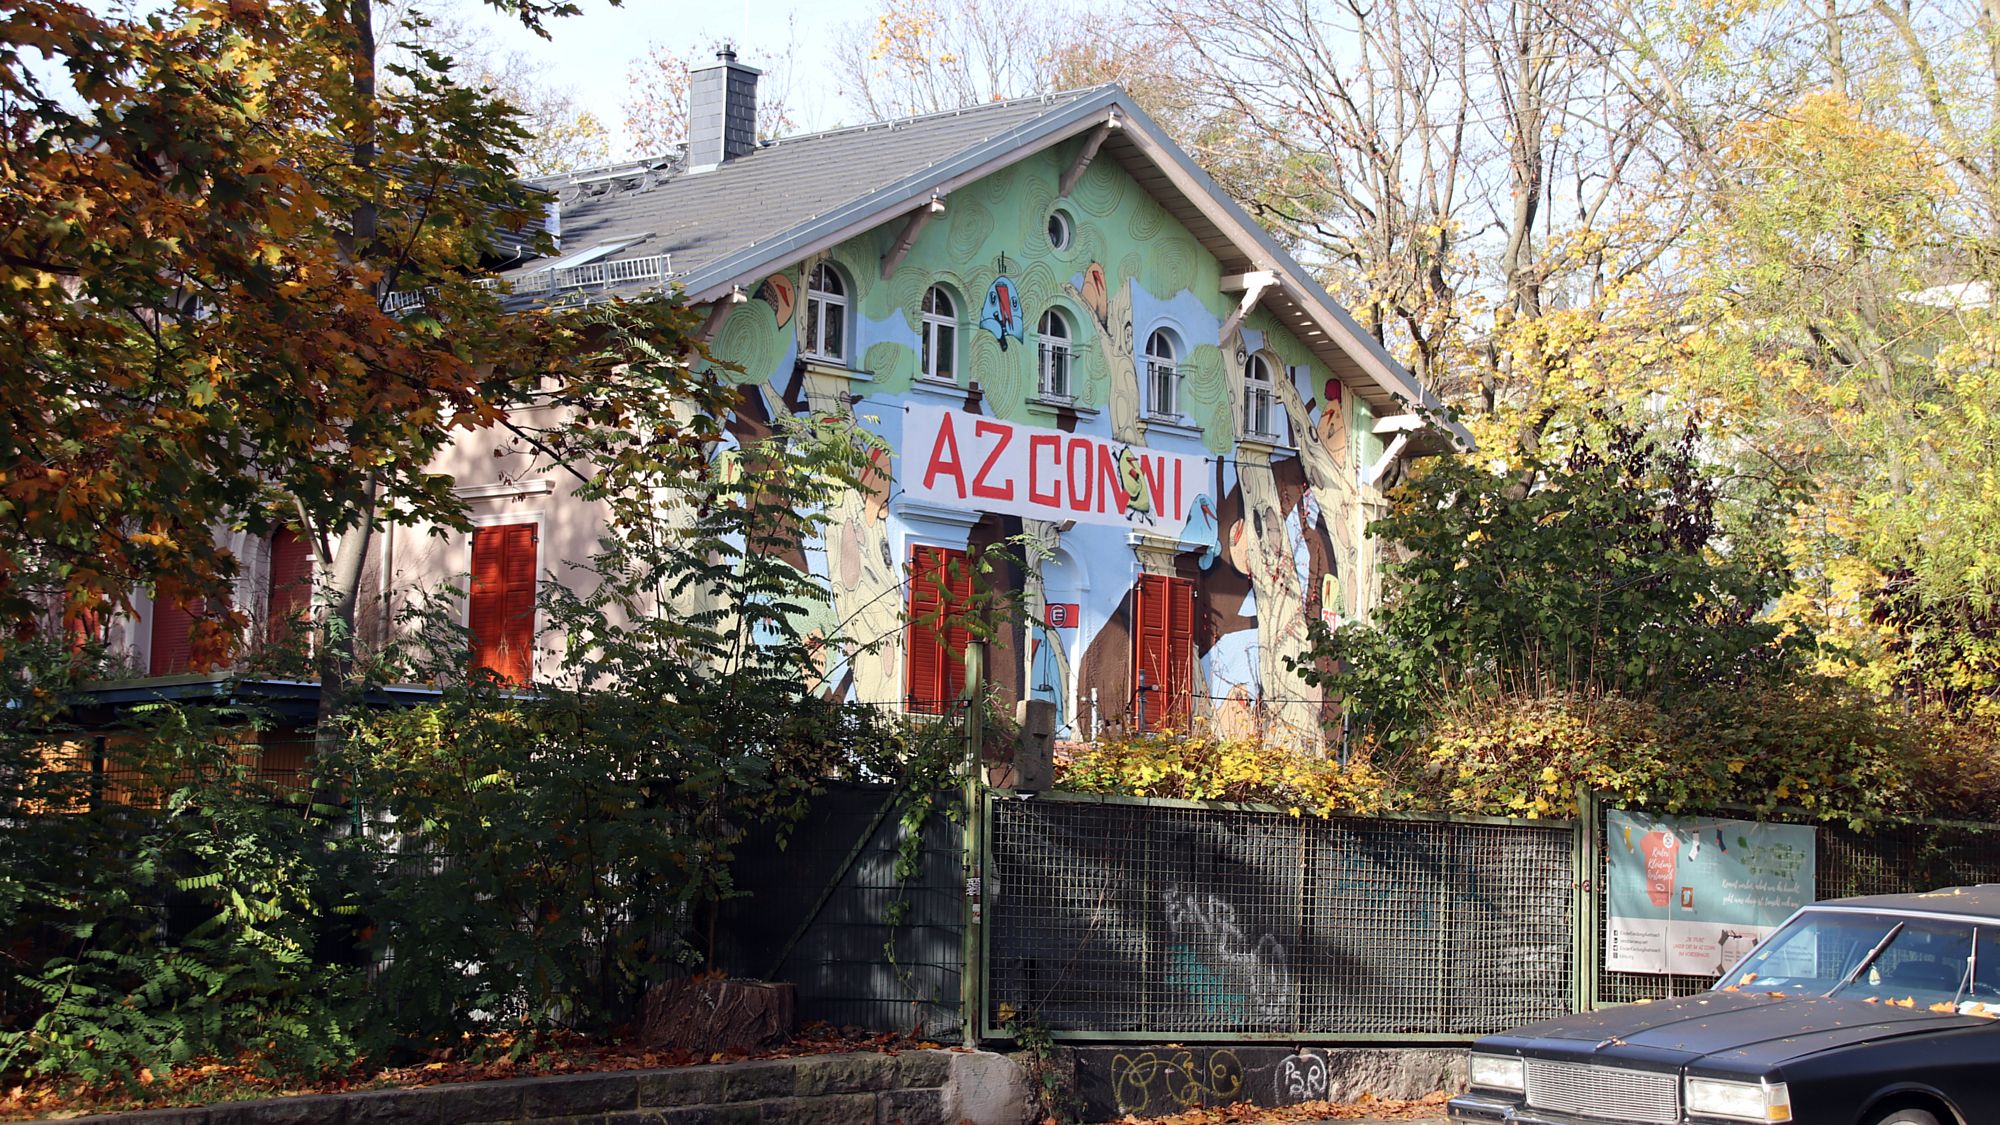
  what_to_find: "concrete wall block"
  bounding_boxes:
[637,1065,725,1107]
[520,1073,640,1118]
[659,1104,762,1125]
[344,1087,446,1125]
[208,1096,344,1125]
[791,1052,899,1096]
[780,1093,879,1125]
[944,1052,1031,1125]
[433,1080,526,1125]
[891,1050,952,1089]
[877,1087,948,1125]
[717,1061,794,1103]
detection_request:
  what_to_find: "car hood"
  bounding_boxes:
[1481,990,1981,1071]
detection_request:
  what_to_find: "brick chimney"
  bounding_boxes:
[687,45,760,170]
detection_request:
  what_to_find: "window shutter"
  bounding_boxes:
[1133,575,1195,730]
[1167,576,1196,725]
[265,529,313,644]
[906,545,972,713]
[149,599,195,676]
[471,523,537,684]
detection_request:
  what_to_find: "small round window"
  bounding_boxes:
[1047,208,1074,251]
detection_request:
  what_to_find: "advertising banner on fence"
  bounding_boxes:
[901,404,1208,530]
[1605,809,1816,976]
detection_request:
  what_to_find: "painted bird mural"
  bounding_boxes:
[981,275,1024,350]
[1180,492,1220,569]
[1116,445,1155,525]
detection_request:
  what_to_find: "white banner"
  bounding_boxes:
[901,404,1205,530]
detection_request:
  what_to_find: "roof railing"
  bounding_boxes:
[384,254,670,314]
[513,253,673,296]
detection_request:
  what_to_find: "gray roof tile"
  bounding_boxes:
[503,90,1100,302]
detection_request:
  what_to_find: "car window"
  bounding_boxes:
[1851,920,1973,1000]
[1724,910,1899,993]
[1973,928,2000,999]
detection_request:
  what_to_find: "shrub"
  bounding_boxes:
[1057,727,1389,816]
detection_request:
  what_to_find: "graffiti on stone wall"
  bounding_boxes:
[1274,1051,1329,1104]
[1109,1048,1245,1116]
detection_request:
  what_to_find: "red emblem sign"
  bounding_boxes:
[1044,603,1081,629]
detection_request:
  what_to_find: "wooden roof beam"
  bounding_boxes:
[1218,272,1276,342]
[1057,112,1121,198]
[1363,432,1413,487]
[698,285,747,342]
[880,193,946,280]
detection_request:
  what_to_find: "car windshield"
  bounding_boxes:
[1720,909,2000,1013]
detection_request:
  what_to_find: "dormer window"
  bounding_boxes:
[1145,328,1182,419]
[804,263,849,362]
[1037,309,1073,399]
[1243,354,1278,440]
[921,285,958,382]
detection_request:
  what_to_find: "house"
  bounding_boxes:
[116,51,1468,753]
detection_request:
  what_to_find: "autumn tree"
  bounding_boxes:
[0,0,715,739]
[377,0,613,174]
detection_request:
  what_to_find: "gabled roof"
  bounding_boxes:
[510,86,1469,449]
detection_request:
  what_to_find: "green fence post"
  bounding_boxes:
[1575,789,1602,1011]
[960,641,985,1048]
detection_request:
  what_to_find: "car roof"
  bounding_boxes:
[1814,884,2000,920]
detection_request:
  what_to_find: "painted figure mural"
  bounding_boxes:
[700,134,1389,753]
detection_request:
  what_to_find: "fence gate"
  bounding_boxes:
[979,791,1581,1041]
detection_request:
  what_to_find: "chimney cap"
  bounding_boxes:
[692,42,763,77]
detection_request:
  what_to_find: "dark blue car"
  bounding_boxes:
[1450,885,2000,1125]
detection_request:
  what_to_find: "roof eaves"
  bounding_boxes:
[675,84,1471,454]
[1101,99,1475,452]
[675,87,1122,304]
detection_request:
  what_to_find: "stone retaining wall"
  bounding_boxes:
[1069,1045,1464,1122]
[61,1049,1029,1125]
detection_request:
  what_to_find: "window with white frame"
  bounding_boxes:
[1037,308,1073,399]
[1243,354,1278,439]
[1145,328,1181,418]
[920,285,957,381]
[804,262,848,362]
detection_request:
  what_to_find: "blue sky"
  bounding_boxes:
[458,0,906,137]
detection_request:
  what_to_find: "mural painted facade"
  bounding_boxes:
[702,138,1395,750]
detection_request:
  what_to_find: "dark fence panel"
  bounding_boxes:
[717,782,963,1039]
[985,795,1575,1039]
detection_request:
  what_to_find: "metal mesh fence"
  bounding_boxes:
[1595,812,2000,1004]
[986,795,1576,1038]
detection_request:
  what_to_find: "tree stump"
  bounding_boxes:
[640,976,797,1054]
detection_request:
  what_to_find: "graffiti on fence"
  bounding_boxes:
[1273,1051,1328,1104]
[1163,887,1294,1024]
[1110,1048,1245,1115]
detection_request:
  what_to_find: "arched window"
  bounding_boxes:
[1037,308,1073,399]
[1243,354,1277,439]
[804,262,848,362]
[1145,328,1181,418]
[920,285,957,382]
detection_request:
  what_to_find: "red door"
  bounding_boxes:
[470,523,538,684]
[1132,574,1195,731]
[149,598,195,676]
[906,545,973,713]
[265,528,313,646]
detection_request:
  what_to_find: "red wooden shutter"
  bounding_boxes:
[265,528,313,644]
[1132,574,1195,730]
[470,523,538,684]
[149,599,194,676]
[906,545,972,713]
